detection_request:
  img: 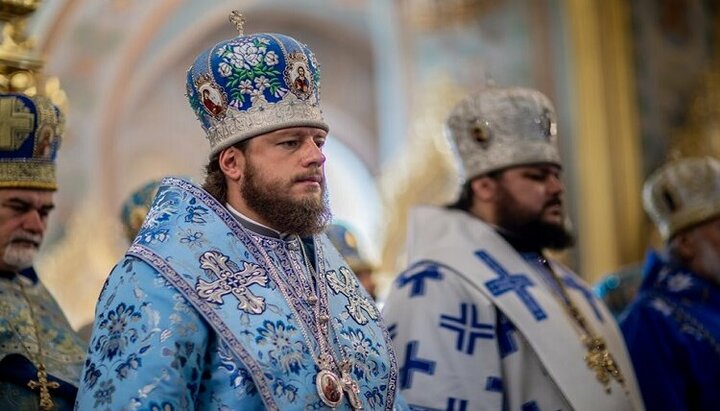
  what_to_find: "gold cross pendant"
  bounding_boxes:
[27,364,60,411]
[584,336,625,393]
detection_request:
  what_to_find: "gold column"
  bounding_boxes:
[563,0,646,281]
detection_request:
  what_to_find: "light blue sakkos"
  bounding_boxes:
[75,178,402,410]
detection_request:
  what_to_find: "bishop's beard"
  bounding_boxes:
[241,161,331,237]
[495,188,574,251]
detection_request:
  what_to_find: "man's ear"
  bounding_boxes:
[471,176,497,203]
[672,231,697,262]
[218,146,244,182]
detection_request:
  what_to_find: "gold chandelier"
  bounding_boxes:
[0,0,67,112]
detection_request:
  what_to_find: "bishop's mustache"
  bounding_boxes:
[544,197,562,209]
[293,172,324,184]
[9,232,42,248]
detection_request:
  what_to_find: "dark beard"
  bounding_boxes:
[241,161,332,236]
[496,188,574,252]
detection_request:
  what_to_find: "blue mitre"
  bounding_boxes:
[325,223,373,273]
[185,14,329,158]
[120,179,163,241]
[0,92,63,190]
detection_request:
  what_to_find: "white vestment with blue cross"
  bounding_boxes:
[75,178,407,411]
[382,206,644,411]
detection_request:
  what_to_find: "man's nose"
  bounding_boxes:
[302,139,326,167]
[22,210,45,233]
[547,174,564,195]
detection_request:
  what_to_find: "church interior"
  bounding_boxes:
[4,0,718,329]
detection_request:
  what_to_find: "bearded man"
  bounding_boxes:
[382,86,644,410]
[0,99,86,411]
[0,6,86,410]
[75,13,403,411]
[621,157,720,411]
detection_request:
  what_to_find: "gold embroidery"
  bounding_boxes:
[543,258,627,394]
[0,160,56,189]
[11,279,61,411]
[0,96,33,149]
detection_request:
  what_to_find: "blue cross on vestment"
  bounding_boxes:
[403,399,468,411]
[396,261,443,298]
[562,275,604,322]
[497,312,519,358]
[476,250,547,321]
[400,341,436,389]
[447,398,469,411]
[485,376,503,392]
[387,323,398,340]
[439,303,494,355]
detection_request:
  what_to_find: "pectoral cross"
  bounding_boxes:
[340,360,363,410]
[27,364,60,411]
[583,336,625,393]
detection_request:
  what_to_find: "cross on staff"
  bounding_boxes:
[27,364,60,411]
[229,10,245,35]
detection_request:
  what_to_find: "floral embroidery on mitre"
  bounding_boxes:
[185,33,328,157]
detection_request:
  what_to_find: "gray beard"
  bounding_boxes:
[3,245,36,270]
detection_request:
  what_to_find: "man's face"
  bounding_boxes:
[492,164,573,250]
[0,189,54,272]
[685,217,720,284]
[240,127,331,236]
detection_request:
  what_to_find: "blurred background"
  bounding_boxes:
[15,0,720,328]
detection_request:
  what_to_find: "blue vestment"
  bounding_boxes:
[0,269,86,410]
[75,178,403,410]
[621,251,720,410]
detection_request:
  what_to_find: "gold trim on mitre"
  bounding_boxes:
[0,160,56,190]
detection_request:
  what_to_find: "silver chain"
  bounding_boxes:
[246,232,343,374]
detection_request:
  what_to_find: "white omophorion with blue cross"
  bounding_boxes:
[382,205,645,411]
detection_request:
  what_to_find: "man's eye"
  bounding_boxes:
[7,205,28,213]
[280,140,300,148]
[526,173,547,181]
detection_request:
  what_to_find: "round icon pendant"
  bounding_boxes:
[316,369,344,407]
